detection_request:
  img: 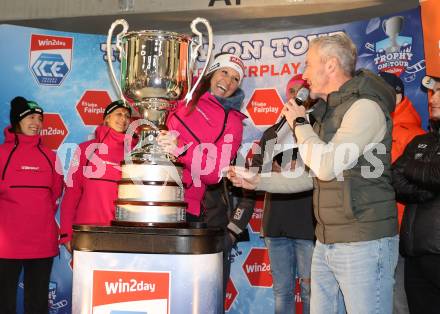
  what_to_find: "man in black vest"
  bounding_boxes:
[228,33,399,313]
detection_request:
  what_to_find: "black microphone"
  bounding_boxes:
[275,87,310,133]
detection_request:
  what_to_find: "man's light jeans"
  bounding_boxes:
[265,237,315,314]
[311,235,399,314]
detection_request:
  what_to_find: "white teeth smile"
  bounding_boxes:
[217,84,227,92]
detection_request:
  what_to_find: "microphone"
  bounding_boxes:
[275,87,310,133]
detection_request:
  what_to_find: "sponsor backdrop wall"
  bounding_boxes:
[421,0,440,77]
[0,7,427,314]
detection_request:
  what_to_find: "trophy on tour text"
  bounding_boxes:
[106,18,213,226]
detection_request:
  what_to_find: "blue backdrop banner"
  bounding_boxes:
[0,6,427,314]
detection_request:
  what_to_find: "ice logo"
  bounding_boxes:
[29,34,73,87]
[31,53,70,85]
[48,282,68,314]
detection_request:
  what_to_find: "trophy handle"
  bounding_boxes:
[382,19,387,33]
[184,17,213,105]
[107,19,129,103]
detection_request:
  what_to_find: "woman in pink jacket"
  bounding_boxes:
[159,53,247,219]
[158,53,247,301]
[0,97,64,314]
[59,100,131,253]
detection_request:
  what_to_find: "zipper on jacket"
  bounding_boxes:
[174,114,202,144]
[87,178,118,183]
[1,136,19,180]
[214,110,229,144]
[314,105,328,243]
[10,185,50,189]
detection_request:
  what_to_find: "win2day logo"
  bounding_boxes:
[29,34,73,86]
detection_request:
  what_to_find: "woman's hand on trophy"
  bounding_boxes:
[226,166,261,190]
[157,130,179,157]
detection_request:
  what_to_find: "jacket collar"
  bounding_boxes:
[3,126,41,146]
[94,124,126,144]
[201,92,247,120]
[429,119,440,136]
[212,87,245,112]
[327,69,396,114]
[391,97,422,126]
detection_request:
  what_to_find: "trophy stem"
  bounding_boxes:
[130,99,176,163]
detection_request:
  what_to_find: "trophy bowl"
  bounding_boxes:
[121,30,191,102]
[107,18,213,162]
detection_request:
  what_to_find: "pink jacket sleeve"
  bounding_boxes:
[173,112,243,187]
[59,147,84,243]
[52,153,64,207]
[166,113,194,165]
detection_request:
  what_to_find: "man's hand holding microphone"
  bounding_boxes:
[278,87,309,131]
[227,87,310,189]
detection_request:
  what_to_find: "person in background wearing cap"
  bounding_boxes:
[0,97,64,314]
[59,100,131,253]
[392,75,440,314]
[254,74,315,314]
[157,52,247,301]
[378,71,425,314]
[378,72,425,164]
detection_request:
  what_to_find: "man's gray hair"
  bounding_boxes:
[310,33,357,76]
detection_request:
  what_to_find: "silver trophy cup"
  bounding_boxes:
[107,18,213,162]
[106,18,213,226]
